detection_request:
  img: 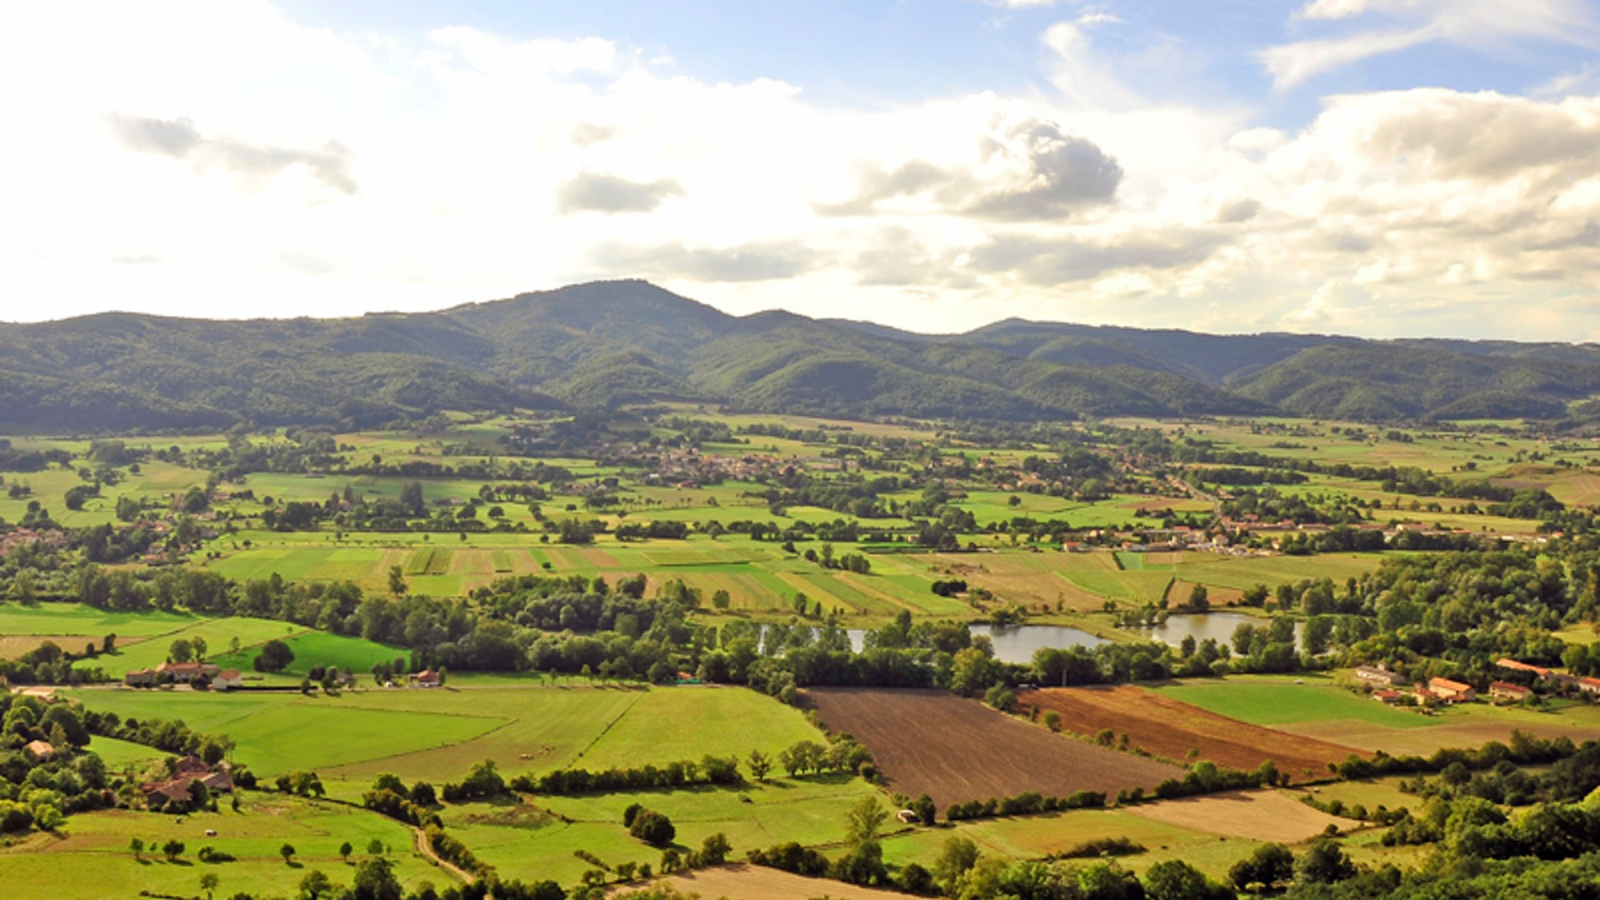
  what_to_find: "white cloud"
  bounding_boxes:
[1264,0,1600,89]
[2,2,1600,341]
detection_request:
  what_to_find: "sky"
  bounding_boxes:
[4,1,1600,340]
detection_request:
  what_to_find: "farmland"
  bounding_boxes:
[67,683,828,792]
[1016,685,1359,780]
[805,688,1179,808]
[11,408,1600,900]
[1157,675,1600,757]
[0,795,440,900]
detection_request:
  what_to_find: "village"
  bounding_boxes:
[1351,658,1600,710]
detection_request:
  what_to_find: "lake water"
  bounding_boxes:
[1132,612,1303,649]
[968,623,1110,664]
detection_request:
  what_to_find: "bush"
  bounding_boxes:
[629,809,676,847]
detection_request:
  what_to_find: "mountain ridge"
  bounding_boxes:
[3,279,1597,430]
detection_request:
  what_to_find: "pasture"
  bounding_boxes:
[456,776,880,886]
[73,683,829,797]
[804,688,1179,809]
[0,602,199,637]
[0,795,440,900]
[70,689,504,779]
[210,630,409,681]
[96,617,305,677]
[1156,675,1600,757]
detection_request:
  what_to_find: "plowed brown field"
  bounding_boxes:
[806,688,1179,809]
[1017,685,1358,781]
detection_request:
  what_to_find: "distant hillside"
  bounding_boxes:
[2,280,1598,430]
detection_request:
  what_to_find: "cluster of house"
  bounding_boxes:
[141,754,233,810]
[1496,658,1600,697]
[1355,659,1600,707]
[642,448,788,490]
[124,662,244,690]
[1354,665,1495,706]
[0,526,67,558]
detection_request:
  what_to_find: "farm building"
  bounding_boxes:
[1496,658,1553,679]
[214,669,244,690]
[124,668,157,687]
[1354,665,1409,687]
[157,661,220,683]
[413,670,441,688]
[1550,674,1600,695]
[1427,677,1476,703]
[23,740,54,761]
[1489,681,1533,703]
[1372,689,1401,704]
[143,758,234,809]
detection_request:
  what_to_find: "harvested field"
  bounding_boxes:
[1280,716,1600,758]
[805,688,1179,809]
[0,634,145,660]
[1123,789,1359,842]
[626,864,918,900]
[1017,686,1358,782]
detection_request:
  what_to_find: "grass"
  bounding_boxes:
[1154,675,1438,729]
[0,602,200,638]
[210,631,409,681]
[0,795,439,900]
[448,774,881,885]
[97,617,307,677]
[69,689,505,779]
[576,687,824,771]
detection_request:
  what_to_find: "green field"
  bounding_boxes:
[70,689,505,778]
[71,684,829,798]
[211,630,409,681]
[446,774,880,885]
[1153,675,1438,729]
[97,617,306,677]
[0,603,200,638]
[0,796,440,900]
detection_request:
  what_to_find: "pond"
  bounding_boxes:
[1131,612,1304,650]
[967,623,1111,665]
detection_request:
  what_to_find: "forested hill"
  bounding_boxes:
[2,279,1598,430]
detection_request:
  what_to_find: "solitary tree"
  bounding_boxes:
[388,566,407,597]
[366,838,385,856]
[281,843,297,865]
[339,841,353,862]
[129,837,144,860]
[199,872,220,900]
[747,750,771,781]
[299,869,334,900]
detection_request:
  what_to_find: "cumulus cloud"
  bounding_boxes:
[107,114,357,194]
[816,116,1121,220]
[556,171,684,214]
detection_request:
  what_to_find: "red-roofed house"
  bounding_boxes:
[1428,677,1476,703]
[1489,681,1533,703]
[414,670,441,688]
[24,740,54,761]
[1496,658,1553,679]
[157,662,220,684]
